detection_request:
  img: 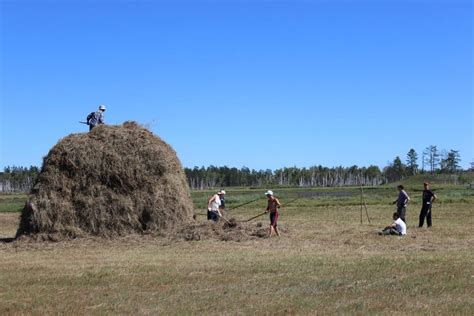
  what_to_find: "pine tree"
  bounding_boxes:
[441,150,461,173]
[406,149,419,175]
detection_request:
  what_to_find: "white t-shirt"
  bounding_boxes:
[210,194,221,211]
[394,218,407,235]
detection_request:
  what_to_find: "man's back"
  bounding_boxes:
[89,111,104,127]
[394,218,407,235]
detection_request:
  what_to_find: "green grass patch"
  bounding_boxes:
[0,194,26,213]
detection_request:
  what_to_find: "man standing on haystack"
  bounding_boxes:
[87,104,106,131]
[207,190,225,222]
[265,190,281,237]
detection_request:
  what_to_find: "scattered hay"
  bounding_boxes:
[175,218,281,242]
[16,121,194,240]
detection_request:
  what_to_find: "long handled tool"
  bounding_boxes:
[218,213,232,225]
[225,197,261,212]
[245,211,268,222]
[193,210,231,225]
[245,197,300,222]
[360,185,371,224]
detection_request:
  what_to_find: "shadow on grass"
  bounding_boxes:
[0,237,16,243]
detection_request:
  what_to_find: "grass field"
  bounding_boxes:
[1,185,473,314]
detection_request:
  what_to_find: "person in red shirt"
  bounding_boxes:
[265,190,281,237]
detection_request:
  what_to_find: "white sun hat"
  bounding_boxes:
[219,190,226,195]
[265,190,274,196]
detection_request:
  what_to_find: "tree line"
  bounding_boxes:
[0,166,39,193]
[186,146,466,189]
[384,146,463,183]
[0,145,469,192]
[185,165,385,189]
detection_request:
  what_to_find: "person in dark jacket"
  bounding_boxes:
[419,182,437,228]
[392,185,410,223]
[88,104,106,131]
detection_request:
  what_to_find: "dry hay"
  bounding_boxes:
[16,121,194,240]
[175,218,288,242]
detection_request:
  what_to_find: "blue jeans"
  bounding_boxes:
[209,211,219,222]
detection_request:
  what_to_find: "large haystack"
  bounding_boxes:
[17,121,193,239]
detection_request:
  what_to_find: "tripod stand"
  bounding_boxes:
[360,184,371,224]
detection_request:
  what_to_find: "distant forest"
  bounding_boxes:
[1,147,471,192]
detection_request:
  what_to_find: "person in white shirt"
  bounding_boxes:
[379,212,407,236]
[207,191,223,221]
[217,190,226,213]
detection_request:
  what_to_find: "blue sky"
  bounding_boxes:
[1,0,472,170]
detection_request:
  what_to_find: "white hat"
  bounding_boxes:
[218,190,226,195]
[265,190,273,196]
[99,104,106,111]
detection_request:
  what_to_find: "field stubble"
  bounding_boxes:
[0,187,473,314]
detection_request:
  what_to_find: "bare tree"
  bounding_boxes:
[424,145,440,174]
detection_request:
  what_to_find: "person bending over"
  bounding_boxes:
[207,191,223,222]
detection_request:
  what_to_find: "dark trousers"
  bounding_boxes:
[208,211,219,222]
[397,206,407,223]
[381,227,401,235]
[419,204,432,227]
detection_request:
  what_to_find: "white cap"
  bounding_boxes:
[265,190,273,196]
[219,190,226,195]
[99,104,106,111]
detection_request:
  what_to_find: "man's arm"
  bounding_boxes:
[384,222,397,230]
[275,198,281,208]
[403,190,410,203]
[208,195,215,209]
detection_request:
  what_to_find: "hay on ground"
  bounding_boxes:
[175,218,286,242]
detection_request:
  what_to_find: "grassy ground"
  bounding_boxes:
[1,185,473,314]
[0,194,26,213]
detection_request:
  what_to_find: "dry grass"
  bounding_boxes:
[1,190,473,314]
[0,213,19,240]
